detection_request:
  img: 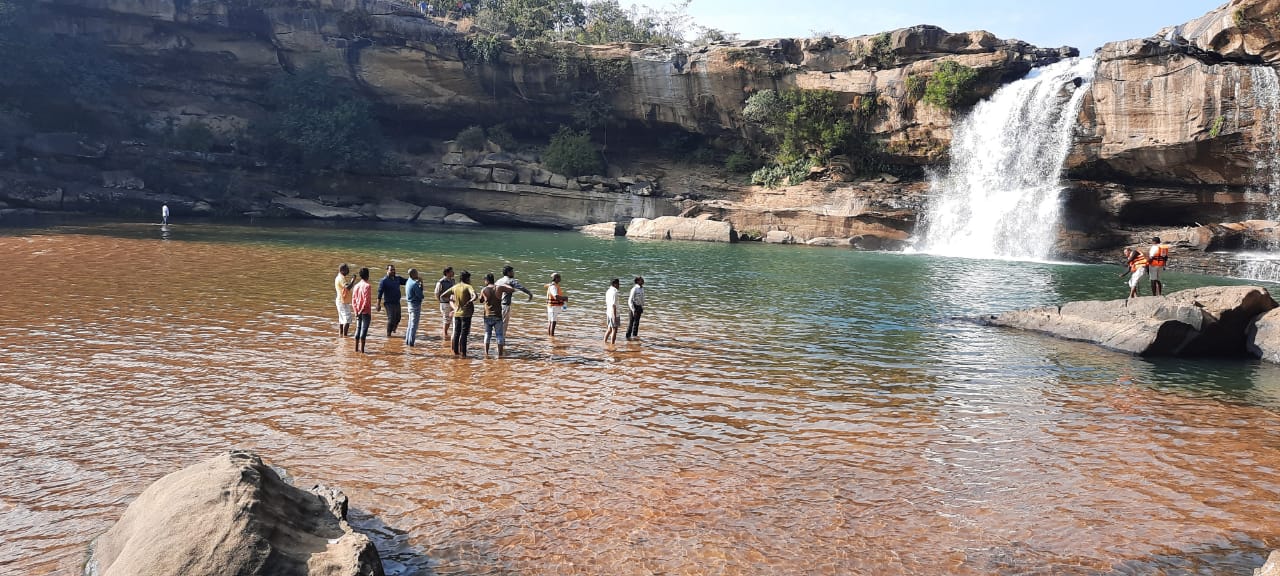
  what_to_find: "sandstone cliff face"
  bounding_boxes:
[1068,0,1280,228]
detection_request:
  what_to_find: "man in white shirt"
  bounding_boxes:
[604,278,620,343]
[626,276,645,340]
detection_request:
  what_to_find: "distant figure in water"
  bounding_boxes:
[1148,236,1171,296]
[626,276,645,340]
[449,270,477,357]
[479,273,514,358]
[352,267,373,353]
[376,264,407,337]
[546,272,568,336]
[434,267,456,341]
[604,278,620,343]
[334,264,357,337]
[161,203,169,225]
[404,268,424,347]
[1120,248,1148,300]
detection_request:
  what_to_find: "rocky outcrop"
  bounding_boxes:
[85,450,384,576]
[579,221,623,237]
[626,216,736,242]
[1249,307,1280,362]
[1256,549,1280,575]
[986,285,1278,358]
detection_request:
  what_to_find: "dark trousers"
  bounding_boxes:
[355,313,372,340]
[384,301,402,334]
[626,305,643,338]
[452,316,472,356]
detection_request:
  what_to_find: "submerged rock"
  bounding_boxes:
[271,197,364,220]
[85,450,384,576]
[986,285,1278,358]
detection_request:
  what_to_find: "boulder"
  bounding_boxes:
[415,205,449,224]
[626,216,735,243]
[84,450,384,576]
[1256,550,1280,576]
[548,174,568,189]
[271,197,365,220]
[764,230,795,244]
[986,286,1278,357]
[444,212,480,225]
[373,199,424,222]
[1249,308,1280,363]
[579,221,623,237]
[491,167,517,184]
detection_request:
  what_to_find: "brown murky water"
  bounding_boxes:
[4,222,1280,575]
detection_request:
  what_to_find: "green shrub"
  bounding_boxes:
[456,125,487,151]
[869,32,893,66]
[724,150,758,173]
[751,157,813,188]
[743,88,854,164]
[170,121,216,152]
[486,124,517,150]
[542,126,602,177]
[256,61,387,172]
[923,61,979,110]
[1209,115,1226,138]
[904,74,926,102]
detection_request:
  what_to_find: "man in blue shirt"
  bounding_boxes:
[376,264,407,337]
[404,268,425,347]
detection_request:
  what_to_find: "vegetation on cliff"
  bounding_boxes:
[742,88,882,187]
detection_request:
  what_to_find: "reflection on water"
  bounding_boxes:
[3,222,1280,575]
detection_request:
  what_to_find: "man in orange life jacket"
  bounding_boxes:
[1148,236,1171,296]
[1120,247,1148,299]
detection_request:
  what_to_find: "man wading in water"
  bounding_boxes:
[546,273,568,336]
[495,265,534,336]
[376,264,407,337]
[434,267,455,341]
[352,268,373,353]
[334,264,357,337]
[449,270,478,357]
[478,273,514,358]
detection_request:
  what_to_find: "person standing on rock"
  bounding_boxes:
[1120,248,1148,300]
[1148,237,1171,296]
[604,278,620,344]
[496,265,534,333]
[352,268,373,353]
[479,273,514,358]
[376,264,407,337]
[546,273,568,336]
[626,276,645,340]
[434,267,456,341]
[449,270,478,357]
[334,264,357,337]
[404,268,425,347]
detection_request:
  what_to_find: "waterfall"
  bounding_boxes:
[1236,66,1280,282]
[915,57,1096,260]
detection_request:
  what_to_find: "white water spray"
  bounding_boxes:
[1236,66,1280,281]
[915,57,1096,260]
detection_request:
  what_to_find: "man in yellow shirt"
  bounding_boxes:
[449,270,478,357]
[334,264,357,337]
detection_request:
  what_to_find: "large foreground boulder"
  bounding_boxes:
[626,216,735,242]
[985,286,1278,357]
[1249,308,1280,363]
[85,450,384,576]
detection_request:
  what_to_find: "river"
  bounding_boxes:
[4,221,1280,575]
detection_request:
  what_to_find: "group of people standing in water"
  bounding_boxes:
[333,263,646,357]
[1120,236,1172,299]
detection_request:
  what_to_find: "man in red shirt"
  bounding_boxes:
[352,268,373,353]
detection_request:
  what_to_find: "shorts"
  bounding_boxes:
[440,303,453,322]
[336,300,353,324]
[1148,266,1163,281]
[547,306,562,323]
[607,314,619,328]
[1127,266,1146,289]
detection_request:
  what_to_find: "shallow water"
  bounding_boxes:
[4,221,1280,575]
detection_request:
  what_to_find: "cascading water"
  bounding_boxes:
[1236,66,1280,281]
[915,57,1096,260]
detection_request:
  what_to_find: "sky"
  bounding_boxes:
[680,0,1226,53]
